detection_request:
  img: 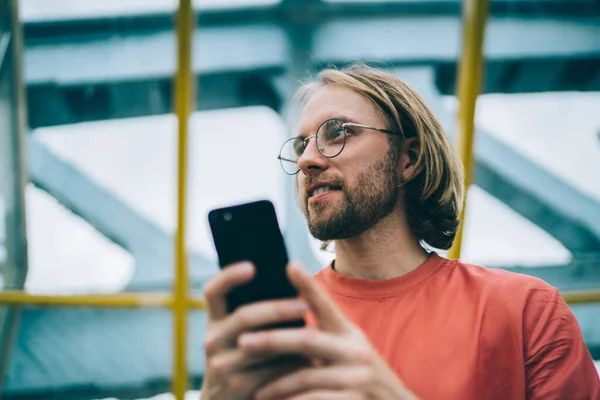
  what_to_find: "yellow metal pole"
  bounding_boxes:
[562,290,600,305]
[0,291,207,309]
[2,288,598,307]
[188,296,207,309]
[0,292,174,308]
[173,0,194,398]
[448,0,490,260]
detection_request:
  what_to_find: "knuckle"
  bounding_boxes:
[305,327,319,341]
[227,373,248,394]
[272,302,288,319]
[355,366,375,387]
[203,280,219,303]
[207,357,223,377]
[232,306,254,327]
[204,331,220,356]
[275,300,297,318]
[297,368,314,387]
[204,335,214,353]
[299,328,318,350]
[351,343,372,364]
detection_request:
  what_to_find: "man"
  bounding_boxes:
[201,64,600,399]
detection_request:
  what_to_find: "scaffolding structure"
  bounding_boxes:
[1,0,599,399]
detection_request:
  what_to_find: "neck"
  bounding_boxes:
[331,210,429,280]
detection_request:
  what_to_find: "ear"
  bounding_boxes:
[398,137,422,182]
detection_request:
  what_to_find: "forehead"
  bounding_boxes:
[296,85,380,137]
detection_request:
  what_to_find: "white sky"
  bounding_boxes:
[23,91,600,294]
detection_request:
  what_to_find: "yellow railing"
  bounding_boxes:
[0,0,202,398]
[442,0,600,307]
[448,0,490,260]
[1,1,600,400]
[173,0,195,396]
[0,292,206,309]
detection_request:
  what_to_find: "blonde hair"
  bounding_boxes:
[293,63,465,250]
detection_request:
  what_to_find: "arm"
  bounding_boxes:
[525,288,600,399]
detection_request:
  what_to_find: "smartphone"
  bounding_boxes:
[208,199,304,328]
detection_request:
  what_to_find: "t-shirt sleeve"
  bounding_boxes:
[525,288,600,399]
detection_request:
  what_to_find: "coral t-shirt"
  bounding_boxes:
[312,252,600,399]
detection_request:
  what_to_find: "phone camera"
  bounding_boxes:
[223,212,232,221]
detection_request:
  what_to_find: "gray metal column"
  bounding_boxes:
[279,0,323,273]
[0,0,30,390]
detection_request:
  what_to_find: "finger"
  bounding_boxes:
[286,390,365,400]
[203,262,254,320]
[238,328,364,363]
[287,262,349,332]
[206,359,306,400]
[209,348,309,378]
[209,298,307,351]
[255,365,372,400]
[209,348,271,377]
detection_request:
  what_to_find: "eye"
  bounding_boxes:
[293,139,305,157]
[332,128,344,138]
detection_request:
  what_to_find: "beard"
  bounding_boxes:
[303,152,400,241]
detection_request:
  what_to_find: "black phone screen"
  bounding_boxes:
[208,200,303,324]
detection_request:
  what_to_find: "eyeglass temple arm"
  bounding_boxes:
[344,122,395,135]
[277,155,297,163]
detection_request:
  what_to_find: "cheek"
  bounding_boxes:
[296,175,306,199]
[339,139,388,169]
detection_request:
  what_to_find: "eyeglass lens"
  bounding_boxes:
[279,119,347,174]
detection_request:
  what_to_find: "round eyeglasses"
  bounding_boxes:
[277,118,396,175]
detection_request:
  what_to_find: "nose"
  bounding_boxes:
[297,136,328,176]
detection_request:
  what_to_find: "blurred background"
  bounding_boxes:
[0,0,599,399]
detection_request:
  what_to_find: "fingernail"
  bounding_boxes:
[239,334,257,347]
[236,262,253,275]
[290,300,307,313]
[290,262,306,275]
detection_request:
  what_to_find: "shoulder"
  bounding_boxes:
[445,259,588,349]
[443,258,574,340]
[444,257,560,307]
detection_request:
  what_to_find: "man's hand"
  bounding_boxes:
[202,262,309,400]
[237,262,419,400]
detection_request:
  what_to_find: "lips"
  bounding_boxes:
[311,186,335,197]
[306,182,342,200]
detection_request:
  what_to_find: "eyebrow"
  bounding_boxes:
[333,114,360,124]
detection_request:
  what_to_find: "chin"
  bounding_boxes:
[308,198,337,216]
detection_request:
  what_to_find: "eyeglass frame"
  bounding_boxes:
[277,118,398,175]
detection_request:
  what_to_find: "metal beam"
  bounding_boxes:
[2,308,207,400]
[26,69,283,128]
[500,253,600,292]
[474,132,600,252]
[26,136,217,287]
[24,17,600,86]
[20,1,600,37]
[0,0,30,392]
[22,14,600,128]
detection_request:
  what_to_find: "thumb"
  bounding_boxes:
[287,261,350,333]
